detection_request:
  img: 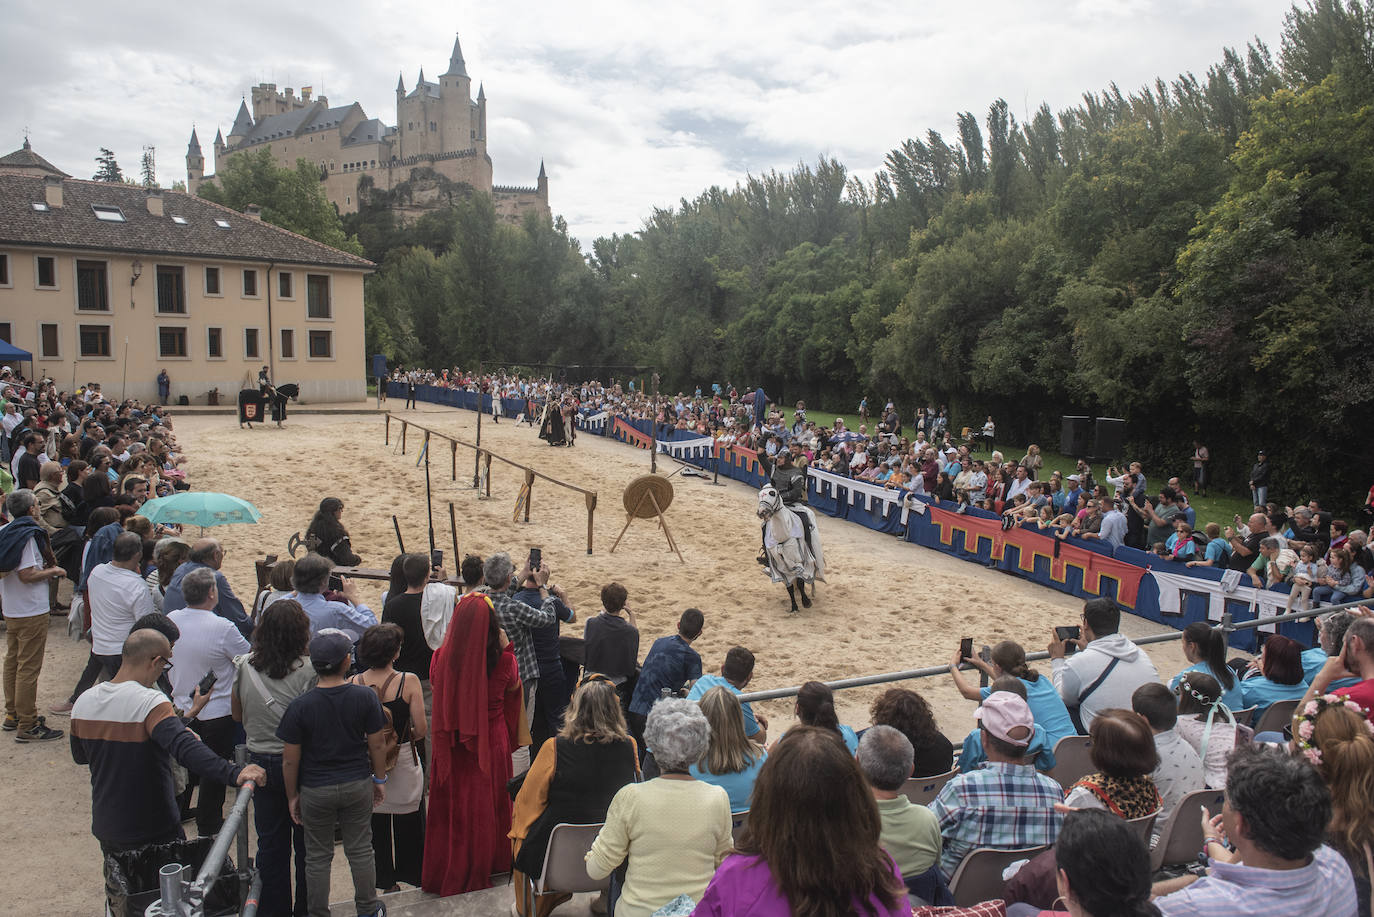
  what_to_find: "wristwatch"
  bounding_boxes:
[371,774,388,785]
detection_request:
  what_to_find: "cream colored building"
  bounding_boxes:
[188,34,550,224]
[0,146,374,403]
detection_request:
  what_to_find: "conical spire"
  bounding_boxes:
[538,160,546,180]
[444,34,468,77]
[396,71,406,93]
[417,67,426,86]
[187,128,202,154]
[214,127,224,146]
[477,82,485,101]
[230,99,253,137]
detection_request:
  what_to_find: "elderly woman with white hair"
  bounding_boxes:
[585,698,732,917]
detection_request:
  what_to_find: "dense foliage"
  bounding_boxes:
[332,1,1374,508]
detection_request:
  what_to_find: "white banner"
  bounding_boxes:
[656,435,714,459]
[1148,568,1287,631]
[576,411,609,433]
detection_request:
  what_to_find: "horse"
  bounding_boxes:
[757,485,826,612]
[270,382,299,426]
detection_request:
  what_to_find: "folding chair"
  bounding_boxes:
[1123,809,1159,846]
[1047,736,1094,790]
[1150,789,1226,871]
[1229,706,1257,728]
[731,809,749,844]
[1252,698,1300,736]
[901,769,958,806]
[529,823,610,897]
[948,845,1049,907]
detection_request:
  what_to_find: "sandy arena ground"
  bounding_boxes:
[6,403,1197,915]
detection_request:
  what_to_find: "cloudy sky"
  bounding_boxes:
[1,0,1297,246]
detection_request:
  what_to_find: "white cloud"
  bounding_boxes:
[0,0,1295,246]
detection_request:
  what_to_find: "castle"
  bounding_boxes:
[187,35,549,224]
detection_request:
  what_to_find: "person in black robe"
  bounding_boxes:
[538,401,567,446]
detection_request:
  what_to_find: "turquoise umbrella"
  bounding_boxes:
[138,492,262,534]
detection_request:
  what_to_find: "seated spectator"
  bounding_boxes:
[1063,709,1161,819]
[161,537,252,639]
[1300,615,1374,723]
[1301,610,1361,692]
[305,496,362,566]
[950,639,1076,749]
[869,686,955,777]
[1297,695,1374,913]
[779,680,858,753]
[1173,671,1252,789]
[1005,809,1161,917]
[1131,684,1204,844]
[856,725,943,896]
[930,693,1064,880]
[1239,634,1309,721]
[585,698,731,917]
[147,537,191,615]
[583,581,640,701]
[689,686,767,814]
[511,676,638,917]
[1168,622,1244,714]
[629,608,704,752]
[957,678,1057,772]
[1049,598,1161,732]
[290,551,378,641]
[1312,548,1365,606]
[1185,523,1231,568]
[1151,745,1357,916]
[695,726,909,916]
[687,646,767,742]
[253,556,295,618]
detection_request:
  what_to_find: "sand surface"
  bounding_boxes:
[7,404,1197,914]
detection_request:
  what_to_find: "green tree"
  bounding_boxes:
[93,148,123,182]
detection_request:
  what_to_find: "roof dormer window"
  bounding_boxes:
[92,205,127,222]
[171,215,188,225]
[30,202,49,212]
[214,218,231,229]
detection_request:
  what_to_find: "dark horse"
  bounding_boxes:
[271,383,299,426]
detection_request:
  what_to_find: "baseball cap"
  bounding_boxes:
[975,692,1035,746]
[1067,474,1080,482]
[309,628,354,667]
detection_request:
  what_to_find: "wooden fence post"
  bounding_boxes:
[585,492,597,554]
[401,421,407,454]
[451,440,457,481]
[523,469,534,522]
[385,413,390,445]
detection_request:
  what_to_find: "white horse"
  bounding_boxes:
[757,485,826,612]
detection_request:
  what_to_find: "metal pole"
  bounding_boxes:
[120,337,129,402]
[186,783,254,905]
[424,433,436,559]
[156,863,183,915]
[650,373,659,475]
[235,745,250,907]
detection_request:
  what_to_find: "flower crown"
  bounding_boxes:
[1293,694,1374,766]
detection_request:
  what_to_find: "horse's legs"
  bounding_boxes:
[785,582,799,613]
[800,582,812,608]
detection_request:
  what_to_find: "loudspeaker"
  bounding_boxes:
[1093,417,1126,460]
[1060,416,1091,457]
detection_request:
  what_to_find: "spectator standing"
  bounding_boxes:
[511,566,574,750]
[856,726,943,895]
[162,538,253,639]
[689,686,768,813]
[1131,684,1205,843]
[168,567,252,837]
[929,693,1064,880]
[1191,441,1210,497]
[628,608,704,752]
[583,581,640,705]
[1152,745,1357,916]
[71,629,266,912]
[148,537,191,615]
[687,646,768,743]
[0,488,66,741]
[289,552,376,641]
[157,369,171,405]
[1049,597,1160,733]
[278,630,389,917]
[1248,449,1271,508]
[84,531,155,681]
[381,553,450,716]
[232,599,316,917]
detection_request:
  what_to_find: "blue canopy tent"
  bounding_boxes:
[0,340,33,382]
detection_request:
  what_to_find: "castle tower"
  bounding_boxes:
[477,83,487,143]
[396,72,405,104]
[213,128,226,164]
[537,159,548,201]
[186,128,204,186]
[226,99,253,148]
[440,34,474,153]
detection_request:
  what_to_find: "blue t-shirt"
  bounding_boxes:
[838,724,859,754]
[631,635,702,716]
[688,674,760,737]
[1203,538,1231,564]
[958,723,1056,772]
[276,684,386,788]
[1170,662,1245,713]
[1301,647,1361,692]
[689,750,767,813]
[1240,675,1309,720]
[980,676,1076,748]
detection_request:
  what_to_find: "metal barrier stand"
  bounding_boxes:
[738,596,1370,703]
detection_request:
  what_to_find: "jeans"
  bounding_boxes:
[299,779,379,917]
[3,612,49,731]
[186,715,237,837]
[250,752,307,916]
[69,650,121,702]
[1253,486,1268,508]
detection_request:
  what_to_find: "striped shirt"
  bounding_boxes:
[71,680,242,849]
[929,760,1064,880]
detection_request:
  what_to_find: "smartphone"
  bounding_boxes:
[430,549,443,570]
[529,547,542,572]
[197,670,218,695]
[1055,626,1081,653]
[959,637,974,660]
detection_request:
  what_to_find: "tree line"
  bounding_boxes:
[211,0,1374,510]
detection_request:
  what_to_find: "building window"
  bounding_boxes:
[76,260,109,311]
[78,324,110,358]
[306,274,331,319]
[92,205,127,223]
[207,326,224,359]
[243,269,258,297]
[156,265,186,313]
[205,266,221,295]
[39,322,61,358]
[244,327,260,359]
[429,121,436,132]
[280,328,295,359]
[0,254,9,287]
[35,256,57,289]
[278,272,293,298]
[0,322,9,343]
[308,329,333,359]
[158,326,188,358]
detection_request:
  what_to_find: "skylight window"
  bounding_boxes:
[30,202,49,212]
[214,219,231,229]
[171,215,188,225]
[92,205,126,222]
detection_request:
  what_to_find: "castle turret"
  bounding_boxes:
[440,34,474,152]
[186,128,204,185]
[227,99,253,148]
[537,160,548,200]
[396,72,405,102]
[477,83,487,143]
[213,127,225,159]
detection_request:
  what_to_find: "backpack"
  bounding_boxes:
[352,671,405,772]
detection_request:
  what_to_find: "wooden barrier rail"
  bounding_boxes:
[385,413,598,554]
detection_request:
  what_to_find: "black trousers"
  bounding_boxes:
[179,715,237,837]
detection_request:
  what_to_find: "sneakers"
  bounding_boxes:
[14,717,64,743]
[1,714,15,732]
[49,701,75,716]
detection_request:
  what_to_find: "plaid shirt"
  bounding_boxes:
[929,761,1064,880]
[485,588,558,683]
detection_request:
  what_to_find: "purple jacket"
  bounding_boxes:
[694,853,912,916]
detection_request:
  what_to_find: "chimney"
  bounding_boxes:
[43,175,63,208]
[146,189,164,217]
[243,204,262,221]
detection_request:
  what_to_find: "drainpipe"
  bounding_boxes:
[265,260,276,382]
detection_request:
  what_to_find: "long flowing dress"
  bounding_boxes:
[422,593,523,896]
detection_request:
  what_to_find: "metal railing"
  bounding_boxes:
[737,596,1369,703]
